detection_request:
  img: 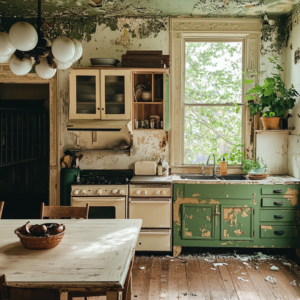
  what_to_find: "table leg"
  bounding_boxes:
[107,291,122,300]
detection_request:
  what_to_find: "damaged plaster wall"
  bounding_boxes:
[59,19,169,169]
[285,5,300,179]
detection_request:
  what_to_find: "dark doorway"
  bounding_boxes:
[0,83,50,219]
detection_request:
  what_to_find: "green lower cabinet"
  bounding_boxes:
[173,183,300,250]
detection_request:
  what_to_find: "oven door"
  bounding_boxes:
[71,197,126,219]
[129,198,171,228]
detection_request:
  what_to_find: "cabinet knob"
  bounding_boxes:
[274,214,284,218]
[273,190,283,193]
[97,108,100,110]
[274,230,284,234]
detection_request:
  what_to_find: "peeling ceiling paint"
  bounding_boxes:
[0,0,298,18]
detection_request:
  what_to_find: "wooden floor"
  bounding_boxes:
[76,255,300,300]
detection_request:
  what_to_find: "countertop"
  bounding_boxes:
[130,175,173,184]
[130,175,300,185]
[172,175,300,185]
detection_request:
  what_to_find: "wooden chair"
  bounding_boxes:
[0,201,4,219]
[40,203,89,219]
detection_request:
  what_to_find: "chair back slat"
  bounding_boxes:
[40,203,89,219]
[0,202,4,219]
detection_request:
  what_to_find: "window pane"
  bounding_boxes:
[185,42,243,104]
[184,106,242,165]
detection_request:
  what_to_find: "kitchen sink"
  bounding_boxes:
[180,174,247,181]
[180,175,223,180]
[220,175,247,180]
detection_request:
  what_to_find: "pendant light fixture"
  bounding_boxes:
[0,0,82,78]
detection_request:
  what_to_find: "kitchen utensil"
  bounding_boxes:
[155,119,161,129]
[160,121,163,129]
[135,119,140,129]
[134,161,157,175]
[90,58,120,66]
[248,173,268,180]
[111,94,125,102]
[134,84,147,102]
[142,91,152,102]
[150,121,155,129]
[150,115,161,121]
[145,120,149,128]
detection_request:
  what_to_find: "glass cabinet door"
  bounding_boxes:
[69,70,100,120]
[100,70,131,120]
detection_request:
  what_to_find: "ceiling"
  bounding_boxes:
[0,0,298,19]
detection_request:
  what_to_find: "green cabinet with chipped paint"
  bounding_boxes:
[173,183,300,254]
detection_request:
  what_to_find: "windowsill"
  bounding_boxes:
[171,165,244,175]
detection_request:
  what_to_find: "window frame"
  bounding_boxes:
[183,37,246,166]
[170,18,261,172]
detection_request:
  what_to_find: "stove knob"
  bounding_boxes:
[112,189,118,194]
[119,189,125,195]
[155,190,160,195]
[81,189,87,195]
[74,189,79,195]
[97,189,102,195]
[162,190,166,196]
[143,190,148,195]
[135,190,141,195]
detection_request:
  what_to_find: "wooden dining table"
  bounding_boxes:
[0,219,142,300]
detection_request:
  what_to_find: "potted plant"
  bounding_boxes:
[242,157,267,174]
[244,56,299,130]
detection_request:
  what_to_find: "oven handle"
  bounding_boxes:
[72,197,125,202]
[129,200,171,204]
[140,230,171,235]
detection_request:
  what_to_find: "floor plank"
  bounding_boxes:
[148,257,161,300]
[177,257,189,299]
[216,258,239,300]
[168,257,179,300]
[224,258,261,300]
[159,257,169,299]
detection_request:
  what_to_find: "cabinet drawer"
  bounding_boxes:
[260,210,299,223]
[261,198,299,208]
[261,186,298,196]
[260,225,299,238]
[129,198,171,228]
[136,229,171,251]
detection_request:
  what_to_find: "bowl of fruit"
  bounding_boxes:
[15,222,66,250]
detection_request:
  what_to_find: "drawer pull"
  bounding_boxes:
[274,201,283,205]
[273,190,283,193]
[274,230,284,234]
[274,214,284,219]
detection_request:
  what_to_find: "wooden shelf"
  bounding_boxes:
[255,130,292,135]
[134,102,163,104]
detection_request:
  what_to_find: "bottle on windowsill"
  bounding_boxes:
[220,157,228,175]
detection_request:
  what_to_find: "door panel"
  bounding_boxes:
[261,198,299,208]
[69,70,101,120]
[221,205,254,240]
[100,70,131,120]
[181,204,214,240]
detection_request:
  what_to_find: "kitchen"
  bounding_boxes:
[1,1,300,299]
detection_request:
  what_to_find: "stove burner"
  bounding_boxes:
[75,175,129,185]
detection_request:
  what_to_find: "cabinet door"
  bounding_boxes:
[181,204,214,240]
[220,205,254,241]
[100,70,131,120]
[69,69,100,120]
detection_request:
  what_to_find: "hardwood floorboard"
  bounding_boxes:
[216,258,239,300]
[168,257,179,299]
[159,257,169,299]
[199,257,228,299]
[148,257,162,300]
[177,257,189,299]
[224,258,261,300]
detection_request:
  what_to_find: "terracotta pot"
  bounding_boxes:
[260,117,280,130]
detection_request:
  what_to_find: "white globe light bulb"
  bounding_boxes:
[54,58,73,70]
[52,37,75,63]
[9,22,38,51]
[71,39,83,62]
[9,55,32,75]
[0,55,12,63]
[0,32,16,56]
[35,57,56,79]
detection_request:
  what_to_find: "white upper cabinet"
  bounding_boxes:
[69,69,131,121]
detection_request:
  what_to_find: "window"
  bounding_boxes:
[170,18,261,170]
[184,41,244,165]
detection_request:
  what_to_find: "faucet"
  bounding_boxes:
[206,154,216,177]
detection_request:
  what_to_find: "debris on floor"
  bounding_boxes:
[189,293,197,296]
[213,263,228,267]
[139,267,145,270]
[237,277,249,282]
[243,262,251,268]
[204,258,214,263]
[180,260,187,263]
[255,266,259,270]
[291,280,297,286]
[241,272,247,275]
[211,268,217,270]
[265,276,277,284]
[270,265,279,271]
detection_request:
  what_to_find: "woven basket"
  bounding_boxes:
[14,226,66,250]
